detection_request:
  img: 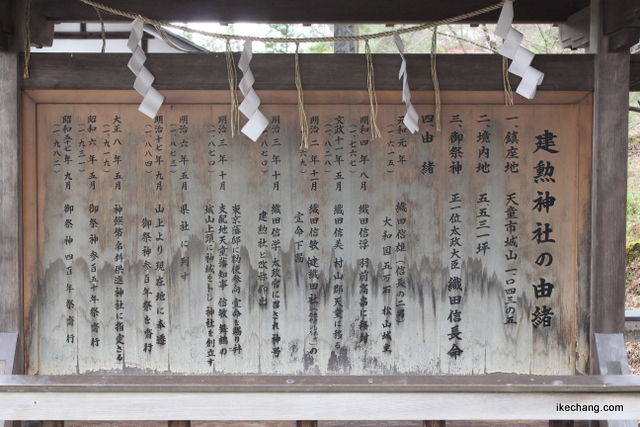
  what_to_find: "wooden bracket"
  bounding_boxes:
[559,6,590,49]
[28,9,54,48]
[608,28,640,53]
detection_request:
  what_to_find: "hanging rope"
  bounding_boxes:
[93,5,107,53]
[225,40,240,136]
[430,27,441,132]
[77,0,510,45]
[294,43,309,149]
[154,25,204,53]
[23,0,31,78]
[502,56,514,106]
[365,41,381,140]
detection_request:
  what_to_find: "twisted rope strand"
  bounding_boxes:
[77,0,509,45]
[365,41,381,140]
[430,27,441,132]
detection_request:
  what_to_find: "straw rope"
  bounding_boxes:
[502,56,514,106]
[294,43,309,149]
[225,40,240,137]
[77,0,510,44]
[365,41,381,140]
[93,5,107,53]
[23,0,31,78]
[430,27,441,132]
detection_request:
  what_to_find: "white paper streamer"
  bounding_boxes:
[393,34,419,134]
[494,2,543,100]
[238,40,269,141]
[494,1,514,39]
[127,18,164,118]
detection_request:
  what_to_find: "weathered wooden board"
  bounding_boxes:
[26,91,590,375]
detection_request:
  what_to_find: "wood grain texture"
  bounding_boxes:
[66,422,589,427]
[0,50,23,372]
[574,93,592,375]
[0,391,638,420]
[23,54,595,92]
[3,374,640,392]
[588,0,630,373]
[26,93,589,375]
[30,0,589,24]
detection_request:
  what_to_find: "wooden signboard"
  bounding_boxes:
[23,90,592,375]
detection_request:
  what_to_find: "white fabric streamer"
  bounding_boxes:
[238,40,269,141]
[494,2,544,100]
[127,18,164,118]
[393,34,419,134]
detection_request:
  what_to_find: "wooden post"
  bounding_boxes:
[334,24,357,53]
[588,0,630,367]
[0,0,24,378]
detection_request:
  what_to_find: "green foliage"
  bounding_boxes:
[264,24,298,53]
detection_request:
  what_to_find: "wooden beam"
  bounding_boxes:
[23,53,595,91]
[0,0,24,376]
[32,0,589,24]
[608,28,640,53]
[589,0,630,372]
[603,0,640,36]
[0,375,640,420]
[2,374,640,393]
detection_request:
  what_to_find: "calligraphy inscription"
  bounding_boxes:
[32,102,580,375]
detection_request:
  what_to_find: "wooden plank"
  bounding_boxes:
[296,422,317,427]
[0,389,637,420]
[39,422,63,427]
[168,422,191,427]
[22,54,595,92]
[574,92,592,375]
[588,0,630,373]
[29,101,585,375]
[22,89,593,106]
[0,4,24,377]
[549,422,573,427]
[22,91,39,376]
[31,0,589,24]
[2,374,640,392]
[423,422,446,427]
